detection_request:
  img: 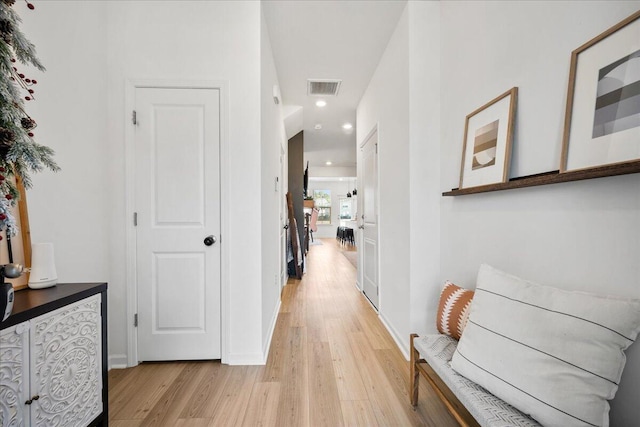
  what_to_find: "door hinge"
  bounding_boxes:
[375,142,378,154]
[134,313,138,327]
[132,110,137,125]
[133,212,138,226]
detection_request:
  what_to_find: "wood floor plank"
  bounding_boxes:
[108,365,134,390]
[241,382,281,427]
[305,284,328,343]
[140,362,208,426]
[179,362,230,419]
[110,363,185,420]
[325,319,368,401]
[348,332,414,426]
[108,420,143,427]
[341,400,380,427]
[308,341,344,426]
[208,366,259,426]
[275,326,309,427]
[174,419,211,427]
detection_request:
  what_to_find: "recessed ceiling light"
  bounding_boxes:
[315,100,327,107]
[342,123,353,129]
[326,161,332,166]
[315,124,322,130]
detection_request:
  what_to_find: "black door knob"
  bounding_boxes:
[204,235,216,246]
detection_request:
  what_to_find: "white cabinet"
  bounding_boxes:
[0,294,102,427]
[0,321,29,426]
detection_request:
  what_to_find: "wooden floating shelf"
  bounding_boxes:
[443,160,640,196]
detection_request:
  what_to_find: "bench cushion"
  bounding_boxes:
[414,334,540,427]
[451,264,640,427]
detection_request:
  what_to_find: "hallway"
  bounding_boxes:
[108,238,456,426]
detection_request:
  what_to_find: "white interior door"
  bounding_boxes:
[135,87,221,361]
[361,130,379,309]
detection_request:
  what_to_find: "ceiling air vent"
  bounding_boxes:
[307,79,342,96]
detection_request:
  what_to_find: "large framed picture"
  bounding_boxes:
[561,10,640,173]
[459,87,518,189]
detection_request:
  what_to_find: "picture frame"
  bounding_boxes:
[459,87,518,189]
[561,10,640,173]
[0,178,32,290]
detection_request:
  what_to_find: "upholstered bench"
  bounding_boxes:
[410,264,640,427]
[410,333,540,427]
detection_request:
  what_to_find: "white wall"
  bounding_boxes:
[21,1,270,366]
[19,2,109,282]
[260,8,286,359]
[408,1,441,337]
[308,165,357,178]
[356,5,411,354]
[439,2,640,424]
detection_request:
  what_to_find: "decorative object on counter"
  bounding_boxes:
[0,0,59,238]
[0,262,22,321]
[0,280,12,321]
[458,88,517,189]
[28,242,56,289]
[561,10,640,173]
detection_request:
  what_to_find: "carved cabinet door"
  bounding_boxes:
[30,294,102,427]
[0,322,30,427]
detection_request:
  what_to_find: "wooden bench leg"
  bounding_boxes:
[410,333,419,406]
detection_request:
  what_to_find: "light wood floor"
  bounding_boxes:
[108,238,456,426]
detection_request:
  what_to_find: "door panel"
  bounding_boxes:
[135,87,221,361]
[361,130,379,309]
[154,253,205,331]
[153,106,205,225]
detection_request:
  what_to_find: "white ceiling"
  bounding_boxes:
[262,0,407,168]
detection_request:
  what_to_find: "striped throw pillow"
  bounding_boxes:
[437,281,474,340]
[451,264,640,427]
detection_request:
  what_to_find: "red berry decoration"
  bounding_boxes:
[27,2,34,10]
[18,73,24,78]
[0,167,5,172]
[31,79,37,84]
[25,79,31,83]
[5,194,12,200]
[0,236,4,241]
[28,132,33,137]
[25,96,31,100]
[0,214,6,221]
[0,175,4,181]
[10,58,15,63]
[28,89,33,93]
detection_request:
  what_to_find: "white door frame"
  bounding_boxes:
[358,124,381,310]
[124,79,230,366]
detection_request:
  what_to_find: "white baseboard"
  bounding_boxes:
[226,353,267,365]
[262,299,282,361]
[379,313,410,361]
[108,354,128,370]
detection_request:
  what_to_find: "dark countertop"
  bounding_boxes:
[1,282,107,330]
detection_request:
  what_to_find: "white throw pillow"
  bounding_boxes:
[451,264,640,427]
